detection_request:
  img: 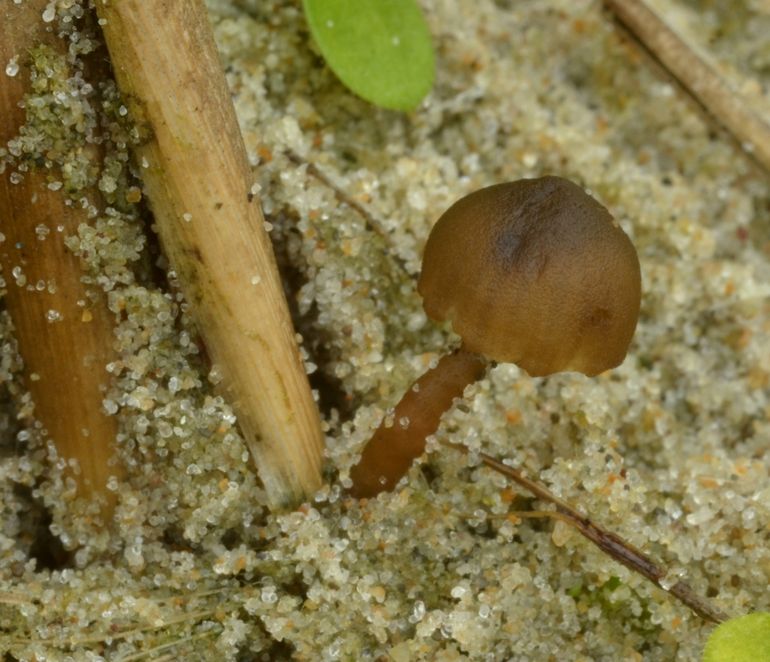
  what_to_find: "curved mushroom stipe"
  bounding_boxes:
[349,348,486,498]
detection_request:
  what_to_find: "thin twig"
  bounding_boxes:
[443,440,728,624]
[115,629,217,662]
[284,149,413,275]
[10,610,214,647]
[605,0,770,174]
[0,592,29,605]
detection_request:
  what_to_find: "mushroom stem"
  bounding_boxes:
[349,346,487,498]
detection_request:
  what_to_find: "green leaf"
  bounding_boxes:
[302,0,435,111]
[703,612,770,662]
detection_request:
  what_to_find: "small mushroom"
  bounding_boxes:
[349,176,641,498]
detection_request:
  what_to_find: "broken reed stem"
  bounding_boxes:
[605,0,770,174]
[0,0,120,512]
[93,0,324,507]
[443,440,728,624]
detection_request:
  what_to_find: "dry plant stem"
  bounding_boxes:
[10,609,214,647]
[94,0,324,507]
[444,441,728,624]
[350,347,486,497]
[605,0,770,174]
[0,0,120,510]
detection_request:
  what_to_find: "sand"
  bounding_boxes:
[1,0,769,659]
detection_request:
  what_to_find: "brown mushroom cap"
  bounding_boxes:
[417,176,641,377]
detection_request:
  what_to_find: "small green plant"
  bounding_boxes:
[703,612,770,662]
[302,0,435,111]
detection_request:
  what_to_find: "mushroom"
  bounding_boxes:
[349,176,641,498]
